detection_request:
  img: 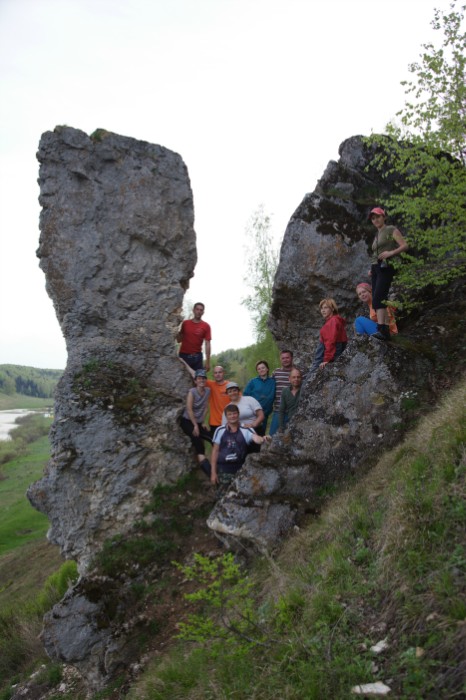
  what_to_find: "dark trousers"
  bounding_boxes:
[310,341,347,372]
[179,352,203,371]
[371,263,395,310]
[180,417,212,454]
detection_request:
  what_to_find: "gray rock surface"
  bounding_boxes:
[28,126,196,568]
[269,135,394,366]
[208,135,464,551]
[207,336,434,550]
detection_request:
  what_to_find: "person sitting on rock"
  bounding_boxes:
[179,368,212,476]
[354,282,398,337]
[278,367,303,431]
[310,298,348,372]
[211,404,269,488]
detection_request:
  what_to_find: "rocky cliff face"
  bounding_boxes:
[208,135,464,551]
[269,135,397,366]
[28,126,196,568]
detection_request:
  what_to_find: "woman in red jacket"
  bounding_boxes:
[311,298,348,372]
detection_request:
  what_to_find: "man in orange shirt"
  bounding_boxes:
[206,365,230,436]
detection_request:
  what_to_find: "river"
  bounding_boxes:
[0,409,52,441]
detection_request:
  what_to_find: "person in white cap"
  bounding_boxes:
[221,382,264,431]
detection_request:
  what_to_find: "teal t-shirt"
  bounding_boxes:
[371,225,397,264]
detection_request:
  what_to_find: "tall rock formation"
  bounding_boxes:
[28,126,196,568]
[208,135,464,551]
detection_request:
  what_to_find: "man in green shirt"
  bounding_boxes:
[278,367,303,431]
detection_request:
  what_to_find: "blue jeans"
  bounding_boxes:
[179,352,203,371]
[310,340,347,372]
[269,411,280,435]
[355,317,377,335]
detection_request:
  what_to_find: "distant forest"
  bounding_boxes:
[0,365,62,398]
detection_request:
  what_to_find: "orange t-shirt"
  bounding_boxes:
[206,379,230,426]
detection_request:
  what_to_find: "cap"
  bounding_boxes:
[356,282,371,292]
[369,207,386,219]
[194,369,207,378]
[226,381,239,391]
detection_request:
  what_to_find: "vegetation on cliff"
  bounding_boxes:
[367,0,466,305]
[128,379,465,700]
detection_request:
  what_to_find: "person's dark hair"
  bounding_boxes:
[255,360,269,371]
[224,403,239,414]
[280,349,293,357]
[193,302,205,310]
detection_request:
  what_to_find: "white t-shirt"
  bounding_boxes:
[221,396,262,426]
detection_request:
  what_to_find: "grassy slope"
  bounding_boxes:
[0,393,55,410]
[0,428,62,609]
[129,379,466,700]
[0,435,51,556]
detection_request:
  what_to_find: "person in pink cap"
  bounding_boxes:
[368,207,408,341]
[354,282,398,336]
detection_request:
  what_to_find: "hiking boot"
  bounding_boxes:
[371,324,390,341]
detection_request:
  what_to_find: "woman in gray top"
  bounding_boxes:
[180,369,212,474]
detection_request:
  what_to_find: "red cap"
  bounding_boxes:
[369,207,386,218]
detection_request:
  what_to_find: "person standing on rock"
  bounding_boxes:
[354,282,398,337]
[211,404,269,487]
[310,299,348,372]
[269,350,294,435]
[278,367,303,431]
[368,207,408,341]
[177,302,211,371]
[179,369,212,476]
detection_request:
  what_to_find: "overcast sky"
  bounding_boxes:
[0,0,441,369]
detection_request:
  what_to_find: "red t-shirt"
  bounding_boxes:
[179,319,211,354]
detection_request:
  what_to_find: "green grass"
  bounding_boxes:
[128,380,466,700]
[0,393,54,410]
[0,434,51,556]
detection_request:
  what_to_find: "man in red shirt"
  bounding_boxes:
[177,302,211,371]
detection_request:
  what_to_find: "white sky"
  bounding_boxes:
[0,0,440,369]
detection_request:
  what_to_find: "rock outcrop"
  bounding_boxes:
[269,136,397,366]
[27,131,464,693]
[208,135,465,551]
[28,126,196,568]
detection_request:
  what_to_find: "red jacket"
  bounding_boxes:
[320,315,348,363]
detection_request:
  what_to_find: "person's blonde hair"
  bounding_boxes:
[319,298,339,314]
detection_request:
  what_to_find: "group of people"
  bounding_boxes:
[177,207,408,487]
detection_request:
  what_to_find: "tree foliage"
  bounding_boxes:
[0,365,62,399]
[241,205,279,342]
[367,1,466,301]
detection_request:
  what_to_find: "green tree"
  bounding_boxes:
[367,1,466,301]
[241,205,279,341]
